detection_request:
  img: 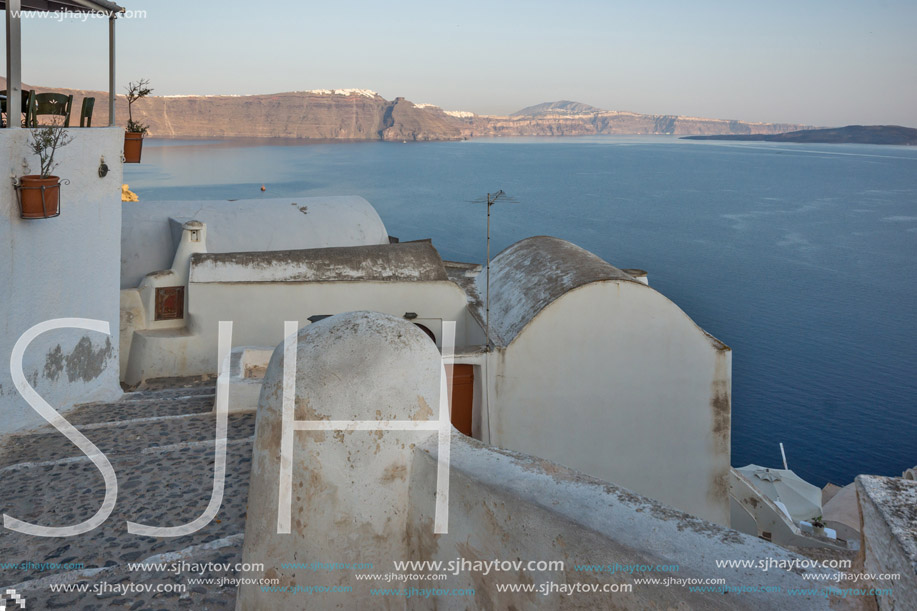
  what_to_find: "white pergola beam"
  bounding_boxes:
[109,14,115,125]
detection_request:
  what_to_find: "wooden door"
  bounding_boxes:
[449,365,474,436]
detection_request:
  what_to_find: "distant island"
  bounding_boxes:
[682,125,917,146]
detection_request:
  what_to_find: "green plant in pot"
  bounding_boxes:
[124,78,152,163]
[18,127,72,218]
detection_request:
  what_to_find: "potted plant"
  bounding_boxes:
[124,78,152,163]
[810,515,826,536]
[17,127,72,219]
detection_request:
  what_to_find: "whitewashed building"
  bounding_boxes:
[470,236,732,525]
[119,205,731,524]
[121,196,390,288]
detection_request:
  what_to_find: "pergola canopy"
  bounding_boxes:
[0,0,124,15]
[3,0,125,128]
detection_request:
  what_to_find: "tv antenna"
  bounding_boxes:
[469,190,519,351]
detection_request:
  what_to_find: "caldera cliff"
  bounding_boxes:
[0,81,810,140]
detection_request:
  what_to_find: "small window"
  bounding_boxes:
[155,286,185,321]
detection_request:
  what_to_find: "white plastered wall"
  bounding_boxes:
[0,128,124,434]
[487,280,732,525]
[123,279,473,385]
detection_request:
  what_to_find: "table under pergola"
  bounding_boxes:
[2,0,125,128]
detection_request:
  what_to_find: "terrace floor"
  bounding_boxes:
[0,382,249,610]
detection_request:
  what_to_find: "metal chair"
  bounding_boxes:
[80,97,95,127]
[0,89,34,127]
[29,92,73,127]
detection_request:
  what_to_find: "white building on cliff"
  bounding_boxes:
[117,197,731,525]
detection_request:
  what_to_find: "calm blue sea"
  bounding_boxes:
[126,136,917,488]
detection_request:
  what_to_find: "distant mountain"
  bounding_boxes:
[512,100,606,116]
[0,79,811,141]
[682,125,917,145]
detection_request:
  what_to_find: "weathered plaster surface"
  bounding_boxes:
[407,435,853,610]
[0,128,124,434]
[857,475,917,609]
[237,312,443,610]
[190,240,448,284]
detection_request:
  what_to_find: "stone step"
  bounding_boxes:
[0,439,252,589]
[0,388,253,609]
[64,394,215,427]
[130,378,217,395]
[0,412,255,470]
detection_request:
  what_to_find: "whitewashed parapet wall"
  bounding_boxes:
[856,475,917,610]
[238,312,849,610]
[409,437,849,611]
[120,196,390,288]
[0,128,124,434]
[475,237,732,526]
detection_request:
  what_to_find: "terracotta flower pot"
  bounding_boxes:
[18,175,61,218]
[124,131,144,163]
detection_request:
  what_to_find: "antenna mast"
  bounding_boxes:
[469,190,516,351]
[483,190,507,351]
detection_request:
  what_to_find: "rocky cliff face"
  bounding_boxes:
[0,80,808,140]
[465,111,806,137]
[378,97,465,141]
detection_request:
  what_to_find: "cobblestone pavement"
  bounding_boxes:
[0,382,253,610]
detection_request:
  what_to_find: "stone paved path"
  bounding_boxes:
[0,382,252,610]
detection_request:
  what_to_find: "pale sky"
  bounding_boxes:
[4,0,916,126]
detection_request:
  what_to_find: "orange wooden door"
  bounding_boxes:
[449,365,474,436]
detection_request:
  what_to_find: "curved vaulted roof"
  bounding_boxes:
[474,236,642,346]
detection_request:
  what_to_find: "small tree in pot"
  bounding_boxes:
[124,78,152,163]
[18,127,72,218]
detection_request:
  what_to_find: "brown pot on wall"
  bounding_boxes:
[124,131,143,163]
[17,175,61,218]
